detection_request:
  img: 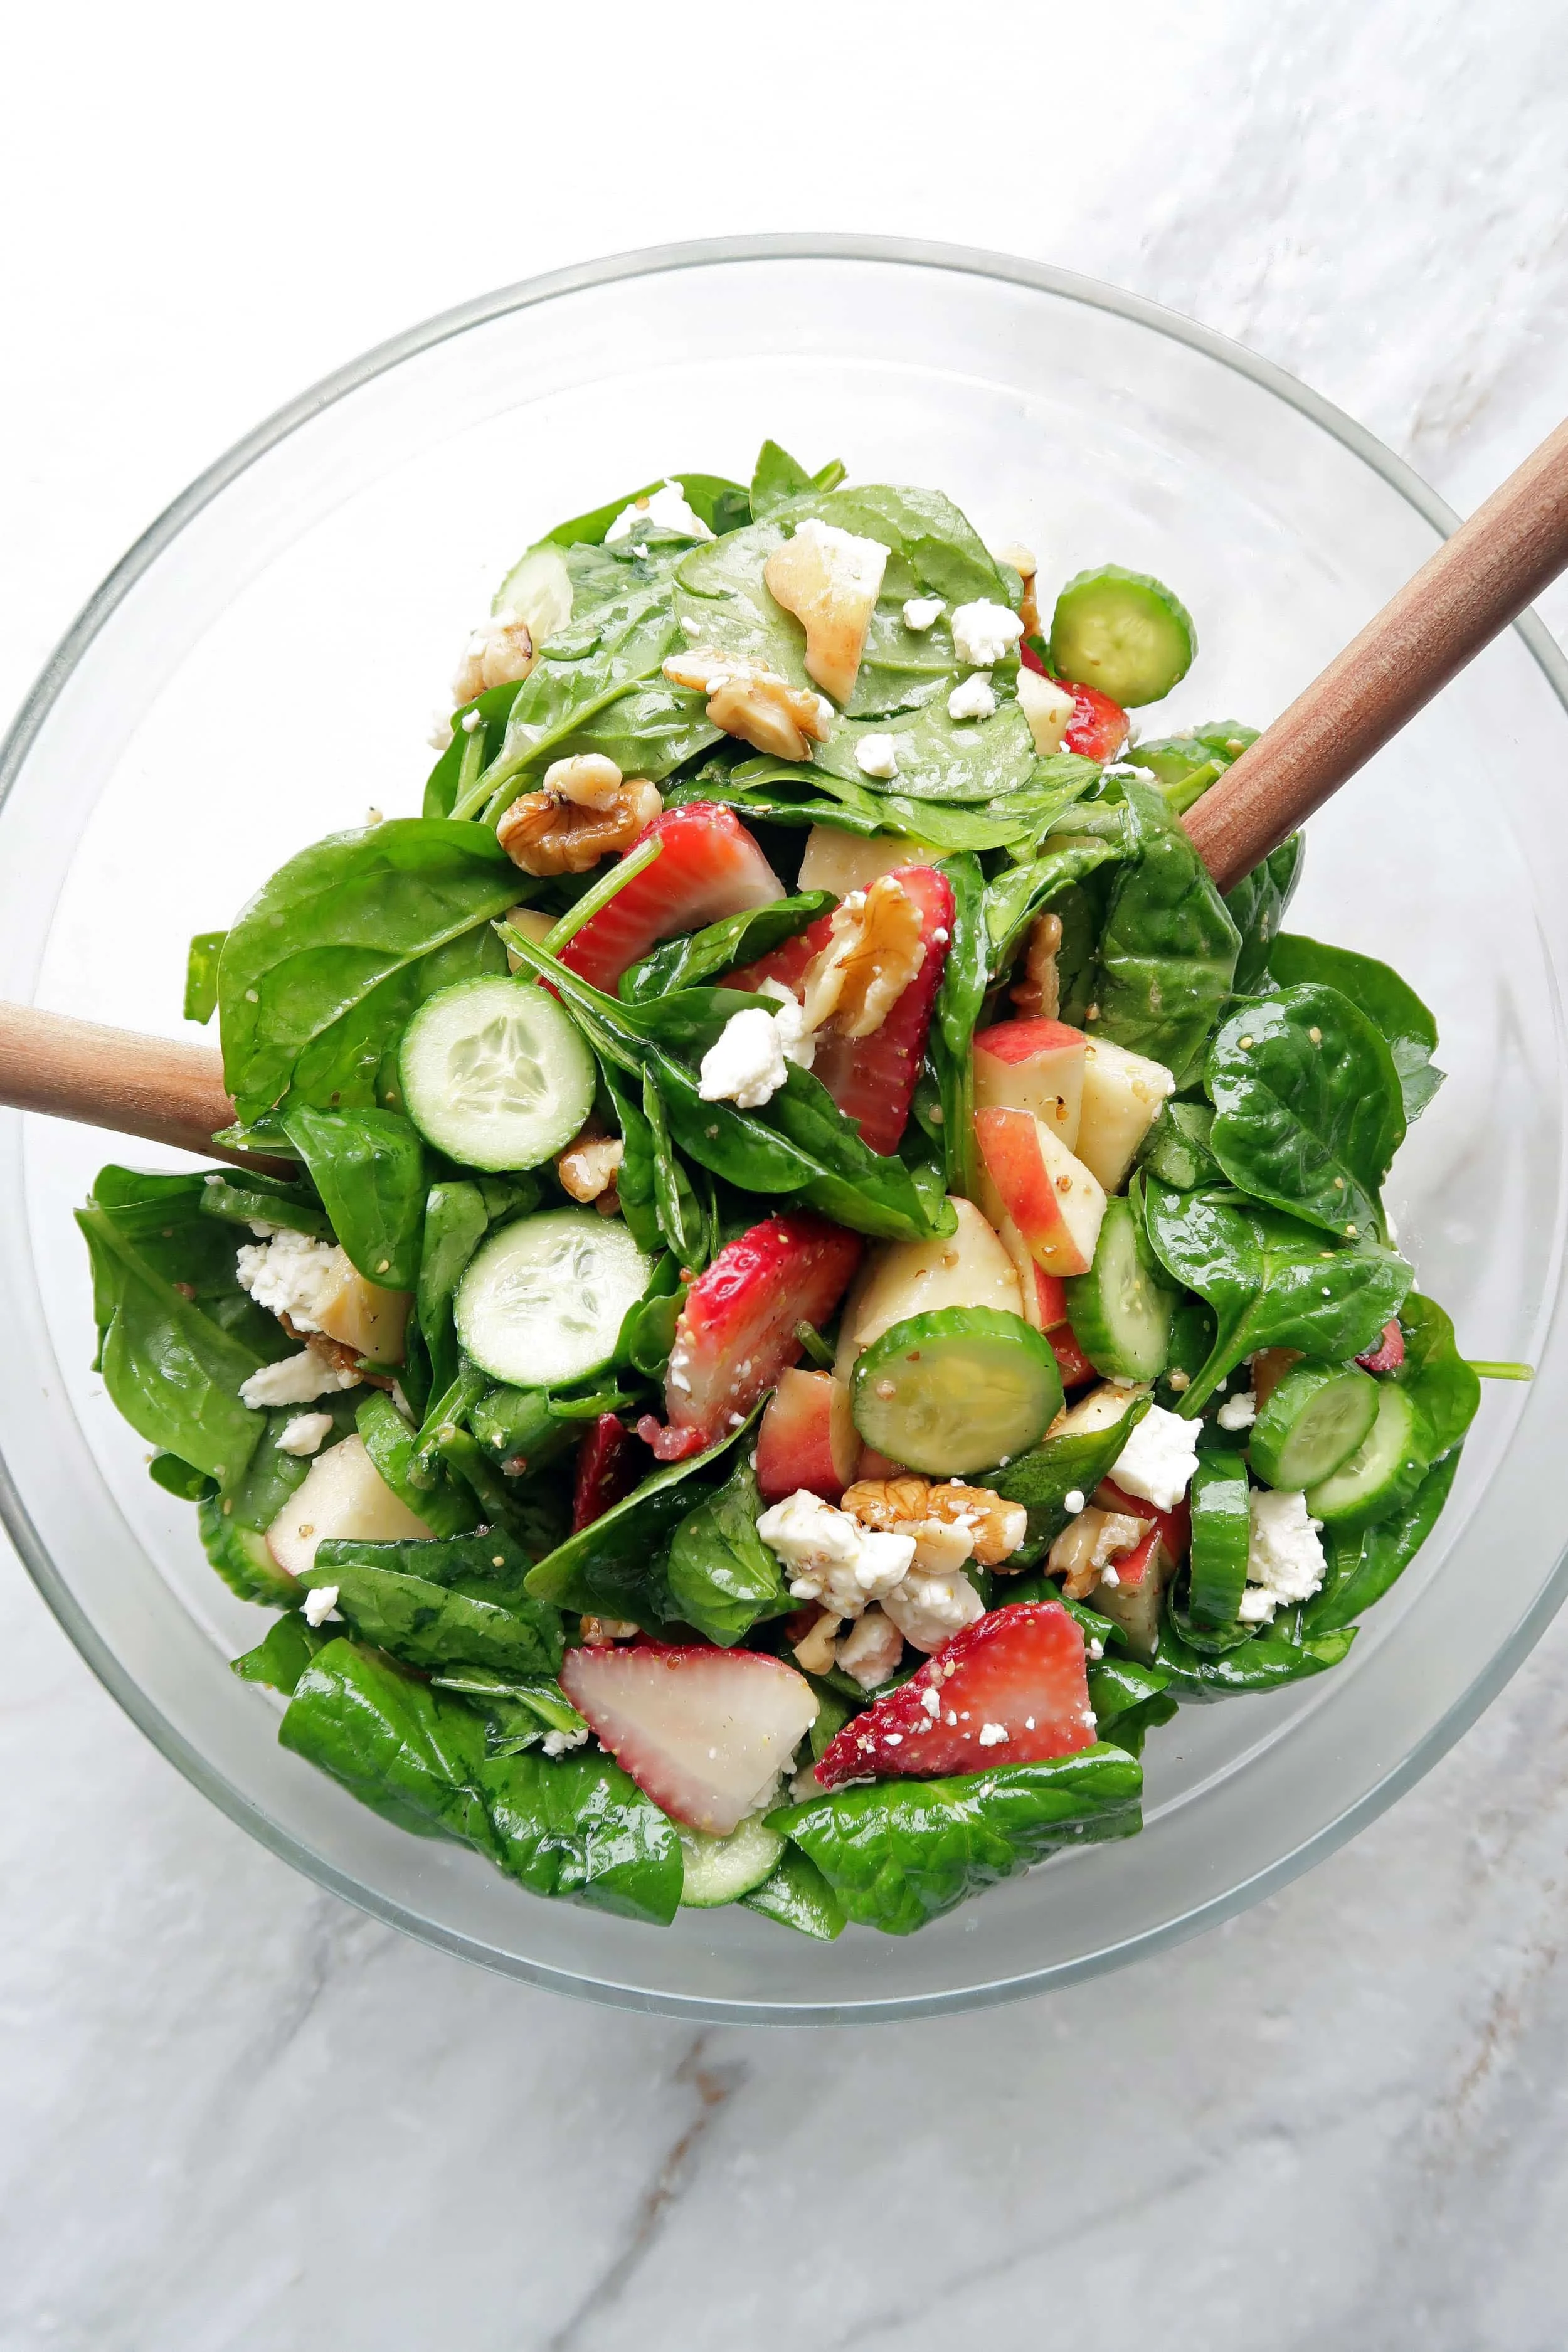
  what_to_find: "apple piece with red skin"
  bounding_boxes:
[756,1369,859,1504]
[974,1106,1107,1278]
[559,1642,818,1836]
[1050,1323,1099,1391]
[1089,1530,1178,1661]
[1095,1474,1190,1564]
[999,1216,1070,1332]
[973,1017,1086,1151]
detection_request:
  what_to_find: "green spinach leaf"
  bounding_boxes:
[1394,1293,1482,1458]
[525,1412,761,1625]
[184,931,226,1024]
[280,1104,427,1288]
[665,1458,791,1646]
[750,439,844,521]
[1224,834,1303,993]
[427,1665,587,1757]
[231,1612,329,1695]
[357,1390,480,1535]
[1305,1449,1462,1632]
[302,1545,563,1678]
[985,1398,1151,1561]
[620,891,832,1002]
[1156,1608,1357,1697]
[1269,931,1444,1120]
[1086,1656,1179,1756]
[741,1848,847,1939]
[1089,779,1241,1086]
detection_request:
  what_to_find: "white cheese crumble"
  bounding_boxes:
[541,1724,590,1757]
[977,1722,1009,1747]
[756,979,817,1071]
[950,600,1025,667]
[881,1568,985,1653]
[302,1584,342,1628]
[903,596,945,632]
[1062,1488,1086,1515]
[239,1351,361,1409]
[856,733,901,780]
[277,1411,334,1457]
[1217,1389,1258,1431]
[1242,1488,1327,1621]
[697,1006,790,1110]
[788,517,890,602]
[947,673,997,723]
[605,480,714,544]
[757,1490,914,1618]
[1110,1402,1201,1512]
[835,1606,904,1690]
[235,1232,351,1334]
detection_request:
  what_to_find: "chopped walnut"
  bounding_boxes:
[540,752,628,810]
[1048,1505,1152,1599]
[557,1133,625,1205]
[496,779,661,876]
[1011,910,1063,1018]
[664,648,832,762]
[993,543,1040,638]
[792,1609,843,1676]
[800,874,926,1040]
[452,607,536,704]
[279,1318,395,1391]
[579,1616,639,1646]
[762,520,887,705]
[842,1475,1027,1570]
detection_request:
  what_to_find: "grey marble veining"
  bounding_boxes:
[4,2,1568,2344]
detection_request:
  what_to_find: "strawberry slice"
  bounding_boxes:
[559,1642,819,1834]
[658,1214,862,1459]
[557,803,785,995]
[728,864,955,1153]
[1357,1319,1406,1374]
[1095,1475,1190,1563]
[814,1601,1096,1788]
[570,1413,642,1532]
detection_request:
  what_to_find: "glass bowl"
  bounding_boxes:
[3,236,1566,2023]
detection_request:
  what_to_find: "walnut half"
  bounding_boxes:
[800,874,926,1041]
[664,649,832,763]
[842,1475,1027,1569]
[497,775,661,875]
[1010,909,1063,1018]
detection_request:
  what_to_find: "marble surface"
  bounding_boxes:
[4,3,1568,2344]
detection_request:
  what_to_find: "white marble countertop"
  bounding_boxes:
[4,5,1568,2344]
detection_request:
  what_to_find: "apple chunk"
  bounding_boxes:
[797,825,926,898]
[267,1433,433,1577]
[974,1108,1106,1278]
[834,1195,1024,1379]
[756,1369,858,1503]
[972,1021,1086,1233]
[314,1263,411,1364]
[998,1216,1069,1332]
[1075,1037,1176,1192]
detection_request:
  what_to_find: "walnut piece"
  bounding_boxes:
[791,1609,842,1676]
[540,752,627,810]
[664,649,832,762]
[1048,1505,1152,1599]
[800,874,926,1040]
[842,1475,1027,1569]
[558,1133,624,1205]
[497,778,661,876]
[452,608,536,704]
[1011,909,1064,1018]
[762,520,888,705]
[993,543,1040,639]
[580,1616,640,1646]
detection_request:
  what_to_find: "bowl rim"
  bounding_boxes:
[5,232,1568,2023]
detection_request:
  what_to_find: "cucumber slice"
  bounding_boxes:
[1305,1381,1425,1529]
[399,977,595,1172]
[679,1813,786,1908]
[1187,1454,1251,1627]
[1249,1358,1379,1491]
[850,1306,1062,1476]
[1064,1197,1173,1381]
[455,1209,654,1389]
[1047,566,1196,707]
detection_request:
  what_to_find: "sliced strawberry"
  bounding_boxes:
[756,1367,857,1503]
[1062,681,1129,762]
[1357,1319,1406,1374]
[814,1601,1095,1788]
[1095,1475,1190,1563]
[1020,635,1049,676]
[570,1414,642,1532]
[1051,1322,1099,1390]
[728,864,955,1153]
[663,1214,862,1454]
[559,1643,819,1834]
[558,803,784,995]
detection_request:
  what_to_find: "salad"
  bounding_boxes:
[78,438,1490,1942]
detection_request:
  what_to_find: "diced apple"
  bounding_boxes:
[1093,1534,1178,1661]
[1015,668,1078,754]
[855,1444,908,1480]
[999,1214,1070,1332]
[974,1108,1106,1278]
[312,1265,411,1364]
[973,1017,1086,1151]
[833,1195,1025,1380]
[756,1369,859,1503]
[797,826,927,898]
[267,1433,433,1576]
[1048,1379,1147,1441]
[504,904,555,972]
[1075,1037,1177,1192]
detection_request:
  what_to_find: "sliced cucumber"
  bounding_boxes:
[850,1306,1062,1477]
[490,539,574,640]
[1047,566,1196,707]
[399,977,595,1173]
[1305,1381,1426,1530]
[1249,1358,1378,1491]
[1064,1197,1173,1381]
[1187,1454,1251,1628]
[679,1813,786,1909]
[455,1209,654,1389]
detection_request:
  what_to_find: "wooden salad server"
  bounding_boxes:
[1,416,1567,1160]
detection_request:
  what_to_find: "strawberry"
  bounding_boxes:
[570,1413,643,1532]
[558,803,785,994]
[756,1367,857,1503]
[1051,1322,1099,1390]
[1015,646,1129,761]
[1357,1319,1406,1374]
[559,1642,820,1834]
[659,1214,862,1458]
[728,863,955,1153]
[1094,1475,1190,1563]
[814,1601,1096,1788]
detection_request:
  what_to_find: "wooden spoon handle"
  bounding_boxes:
[1184,416,1568,892]
[0,1002,288,1174]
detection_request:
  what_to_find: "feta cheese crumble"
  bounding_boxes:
[950,600,1025,667]
[947,673,997,723]
[757,1490,915,1617]
[856,733,901,780]
[1062,1488,1086,1515]
[1217,1389,1258,1431]
[835,1606,904,1690]
[756,979,817,1071]
[881,1569,986,1653]
[976,1722,1009,1747]
[604,480,713,544]
[1242,1488,1327,1622]
[1110,1401,1201,1512]
[903,596,945,632]
[238,1351,361,1409]
[235,1231,352,1334]
[697,1006,790,1110]
[302,1584,342,1628]
[541,1725,590,1757]
[277,1411,334,1457]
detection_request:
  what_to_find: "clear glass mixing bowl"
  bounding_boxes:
[3,237,1565,2022]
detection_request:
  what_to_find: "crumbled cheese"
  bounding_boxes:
[428,712,454,751]
[1062,1488,1086,1515]
[697,1007,790,1110]
[1244,1488,1327,1621]
[881,1568,986,1653]
[460,709,484,734]
[947,673,997,723]
[302,1584,341,1628]
[1111,1402,1201,1512]
[856,733,901,780]
[1217,1389,1258,1431]
[277,1411,334,1457]
[238,1351,361,1409]
[541,1724,590,1757]
[920,1686,941,1717]
[976,1722,1009,1747]
[757,1490,914,1617]
[903,596,945,632]
[235,1232,352,1334]
[950,600,1025,667]
[605,480,714,544]
[835,1605,904,1690]
[756,978,817,1071]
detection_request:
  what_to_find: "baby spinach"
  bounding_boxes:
[148,1451,218,1502]
[469,1384,573,1476]
[1205,984,1405,1242]
[423,680,521,819]
[525,1412,759,1624]
[280,1104,427,1289]
[1394,1293,1482,1459]
[1157,1606,1357,1697]
[417,1181,490,1396]
[1086,1656,1179,1757]
[982,837,1118,972]
[930,852,987,1197]
[741,1848,847,1940]
[1089,779,1241,1086]
[198,1173,332,1242]
[357,1391,480,1535]
[1224,834,1303,994]
[301,1549,563,1678]
[231,1612,329,1695]
[601,1067,663,1257]
[642,1065,713,1271]
[665,1458,792,1646]
[770,1746,1145,1936]
[1140,1180,1413,1414]
[1138,1099,1221,1191]
[479,1745,682,1924]
[815,692,1036,805]
[1269,931,1444,1120]
[183,931,226,1024]
[542,471,747,548]
[534,681,720,785]
[803,483,1009,607]
[218,820,519,1123]
[1305,1449,1462,1632]
[984,1397,1151,1562]
[619,891,832,1002]
[428,1666,586,1759]
[750,438,845,521]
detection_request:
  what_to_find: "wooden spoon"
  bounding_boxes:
[3,415,1567,1160]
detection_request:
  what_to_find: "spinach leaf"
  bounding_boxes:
[601,1067,663,1257]
[314,1523,538,1594]
[805,484,1008,607]
[619,891,832,1001]
[220,1391,363,1537]
[417,1181,491,1397]
[428,1665,586,1757]
[532,680,720,784]
[617,1268,687,1380]
[1141,1180,1413,1414]
[1087,1656,1178,1757]
[231,1613,330,1695]
[741,1848,847,1939]
[983,837,1119,970]
[770,1747,1145,1936]
[1269,931,1444,1120]
[750,440,844,521]
[469,1384,573,1476]
[542,471,747,548]
[1157,1608,1357,1697]
[985,1398,1151,1562]
[184,931,226,1024]
[641,1066,712,1271]
[1137,1099,1221,1191]
[357,1391,481,1535]
[670,754,1048,852]
[149,1450,218,1501]
[1305,1449,1462,1632]
[1224,834,1303,995]
[815,691,1036,805]
[86,1166,290,1355]
[1395,1293,1482,1459]
[218,820,519,1123]
[435,1429,571,1560]
[478,1746,682,1924]
[1089,779,1242,1086]
[665,1458,791,1646]
[198,1173,333,1242]
[525,1413,760,1625]
[302,1547,563,1678]
[924,852,987,1197]
[1205,985,1406,1242]
[280,1104,426,1288]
